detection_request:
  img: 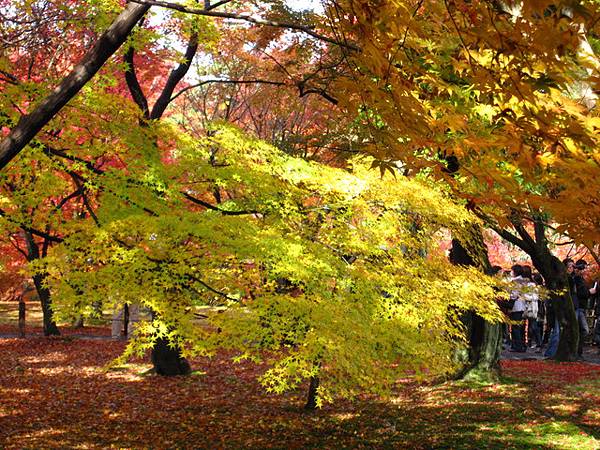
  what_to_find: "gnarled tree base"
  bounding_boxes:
[151,337,191,376]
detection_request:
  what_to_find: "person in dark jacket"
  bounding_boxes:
[593,289,600,351]
[574,259,591,357]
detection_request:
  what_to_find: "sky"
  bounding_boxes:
[288,0,323,12]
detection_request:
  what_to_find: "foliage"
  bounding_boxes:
[331,0,600,244]
[2,335,600,448]
[35,124,503,404]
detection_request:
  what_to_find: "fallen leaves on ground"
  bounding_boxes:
[1,334,599,449]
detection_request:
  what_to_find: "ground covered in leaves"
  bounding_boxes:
[1,329,599,449]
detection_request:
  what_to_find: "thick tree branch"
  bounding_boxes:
[129,0,359,51]
[182,191,258,216]
[533,215,547,248]
[151,32,199,119]
[53,186,84,213]
[124,46,150,118]
[0,209,63,243]
[0,2,151,171]
[471,208,532,253]
[490,224,531,253]
[510,216,537,250]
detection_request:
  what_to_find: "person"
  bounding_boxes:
[574,259,591,358]
[521,266,539,348]
[544,258,576,358]
[527,272,544,351]
[509,264,527,352]
[593,289,600,351]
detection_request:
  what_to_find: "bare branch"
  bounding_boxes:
[129,0,359,51]
[171,79,286,102]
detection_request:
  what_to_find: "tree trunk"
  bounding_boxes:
[0,3,150,170]
[123,303,129,337]
[449,236,502,382]
[151,337,191,376]
[529,251,578,361]
[24,232,59,336]
[305,376,320,410]
[18,298,26,338]
[491,218,579,361]
[33,272,60,336]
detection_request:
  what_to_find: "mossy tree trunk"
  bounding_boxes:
[449,235,502,382]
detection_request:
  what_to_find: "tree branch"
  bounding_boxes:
[124,45,150,118]
[187,274,239,302]
[45,149,159,217]
[182,191,258,216]
[0,69,19,85]
[490,224,531,253]
[171,79,286,103]
[129,0,359,51]
[151,31,199,119]
[43,146,104,175]
[298,85,338,105]
[70,174,100,225]
[0,209,63,243]
[0,2,151,171]
[510,216,537,251]
[7,234,28,259]
[533,215,547,249]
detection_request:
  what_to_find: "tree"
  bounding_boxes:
[39,124,503,405]
[0,0,357,375]
[328,0,600,361]
[449,229,503,381]
[0,1,150,169]
[0,0,351,170]
[487,212,579,361]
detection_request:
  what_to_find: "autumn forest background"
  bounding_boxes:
[1,0,600,448]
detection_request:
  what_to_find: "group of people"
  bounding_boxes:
[496,259,600,359]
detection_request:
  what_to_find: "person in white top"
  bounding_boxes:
[509,264,528,352]
[522,266,541,349]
